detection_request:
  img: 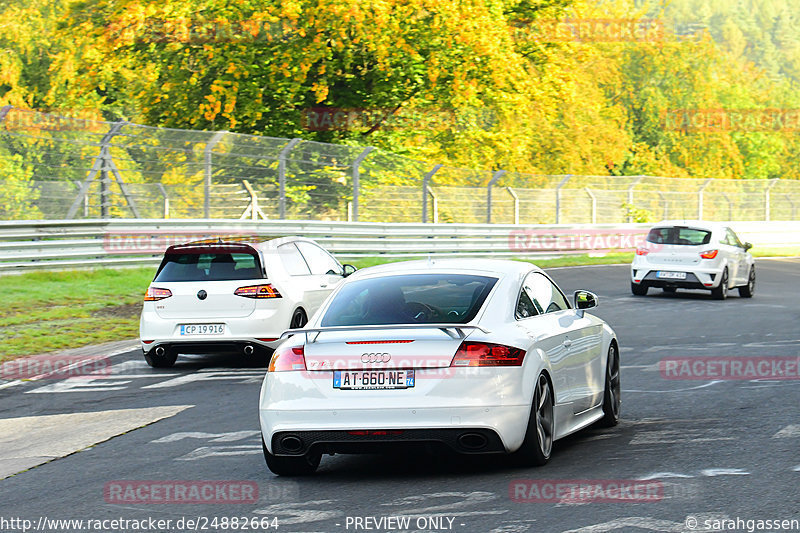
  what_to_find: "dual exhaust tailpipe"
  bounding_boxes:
[244,344,255,356]
[155,346,166,357]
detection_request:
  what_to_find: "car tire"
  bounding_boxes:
[262,437,320,476]
[738,266,755,298]
[662,287,677,293]
[598,342,621,427]
[290,308,308,329]
[512,373,554,467]
[144,347,178,368]
[711,268,729,300]
[631,282,648,296]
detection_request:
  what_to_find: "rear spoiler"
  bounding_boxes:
[280,324,490,343]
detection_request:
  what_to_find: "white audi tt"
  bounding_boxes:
[140,237,355,367]
[258,259,620,475]
[631,221,755,299]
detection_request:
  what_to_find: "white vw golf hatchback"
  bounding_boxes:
[140,237,355,367]
[631,221,755,299]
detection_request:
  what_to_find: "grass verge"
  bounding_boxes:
[1,251,795,362]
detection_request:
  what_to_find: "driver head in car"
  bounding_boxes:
[364,284,414,324]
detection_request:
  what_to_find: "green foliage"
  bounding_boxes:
[0,153,42,219]
[620,202,654,223]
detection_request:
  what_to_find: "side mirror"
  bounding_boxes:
[343,264,357,277]
[573,290,598,318]
[743,242,753,251]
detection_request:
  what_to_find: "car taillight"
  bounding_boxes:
[268,345,306,372]
[450,341,526,367]
[144,287,172,301]
[234,284,282,298]
[700,249,719,259]
[636,248,649,256]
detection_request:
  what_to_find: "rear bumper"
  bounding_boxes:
[140,308,286,353]
[631,265,723,289]
[270,428,507,456]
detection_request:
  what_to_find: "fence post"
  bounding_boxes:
[351,147,375,222]
[204,131,227,219]
[657,192,669,219]
[157,184,170,219]
[67,122,125,219]
[506,187,519,224]
[626,176,643,222]
[422,164,443,223]
[722,193,733,221]
[486,170,506,224]
[698,178,712,220]
[585,188,597,224]
[429,188,439,223]
[765,178,779,221]
[278,138,302,219]
[555,175,572,224]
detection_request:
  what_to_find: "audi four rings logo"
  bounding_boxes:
[361,352,391,363]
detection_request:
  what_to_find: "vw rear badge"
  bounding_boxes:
[197,290,207,300]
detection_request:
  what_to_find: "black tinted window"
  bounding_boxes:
[647,227,711,246]
[155,252,263,281]
[321,274,498,326]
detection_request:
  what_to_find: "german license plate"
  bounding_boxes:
[180,324,224,335]
[333,370,415,390]
[657,271,686,279]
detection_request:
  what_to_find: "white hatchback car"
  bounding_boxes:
[259,259,620,475]
[631,221,755,299]
[140,237,355,367]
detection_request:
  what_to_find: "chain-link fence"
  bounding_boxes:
[2,106,799,223]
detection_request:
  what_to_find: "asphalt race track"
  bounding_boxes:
[1,258,798,533]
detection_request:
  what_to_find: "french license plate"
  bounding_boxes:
[333,370,415,390]
[180,324,224,335]
[657,271,686,279]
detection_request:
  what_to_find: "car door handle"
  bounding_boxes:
[563,339,572,348]
[319,284,328,288]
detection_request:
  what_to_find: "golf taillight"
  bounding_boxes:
[234,284,282,298]
[144,287,172,301]
[636,247,650,256]
[268,345,306,372]
[700,249,719,259]
[450,341,526,367]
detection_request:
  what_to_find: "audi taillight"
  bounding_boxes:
[636,248,649,256]
[450,341,526,367]
[268,345,306,372]
[234,284,282,298]
[700,249,718,259]
[144,287,172,301]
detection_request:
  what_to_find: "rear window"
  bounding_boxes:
[154,252,264,282]
[646,227,712,246]
[320,274,498,326]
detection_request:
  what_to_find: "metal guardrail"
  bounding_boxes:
[0,219,798,272]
